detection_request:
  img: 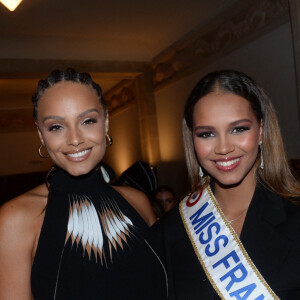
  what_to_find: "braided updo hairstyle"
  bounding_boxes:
[32,68,106,121]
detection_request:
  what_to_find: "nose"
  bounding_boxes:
[67,128,84,147]
[214,135,235,155]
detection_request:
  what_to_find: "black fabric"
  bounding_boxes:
[116,161,157,194]
[31,167,167,300]
[157,184,300,299]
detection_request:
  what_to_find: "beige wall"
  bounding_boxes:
[104,102,142,178]
[154,22,300,197]
[0,131,53,176]
[1,20,299,200]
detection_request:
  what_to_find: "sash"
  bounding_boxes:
[180,186,279,300]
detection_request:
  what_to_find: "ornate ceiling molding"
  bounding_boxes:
[104,79,136,113]
[152,0,289,91]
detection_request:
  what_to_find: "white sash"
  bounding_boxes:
[180,186,279,300]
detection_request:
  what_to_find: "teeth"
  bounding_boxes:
[216,158,240,167]
[68,149,91,158]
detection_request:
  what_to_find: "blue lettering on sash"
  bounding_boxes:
[190,202,210,226]
[205,235,228,256]
[195,216,215,234]
[199,222,220,244]
[220,262,248,291]
[229,283,257,299]
[213,250,240,269]
[187,197,269,299]
[190,202,209,222]
[212,249,266,298]
[189,202,217,235]
[189,202,229,255]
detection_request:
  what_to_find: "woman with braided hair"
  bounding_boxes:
[0,69,167,300]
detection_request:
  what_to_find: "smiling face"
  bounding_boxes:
[192,92,262,189]
[36,81,108,176]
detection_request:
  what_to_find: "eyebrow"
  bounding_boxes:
[230,119,253,126]
[42,108,100,123]
[194,119,253,130]
[78,108,100,118]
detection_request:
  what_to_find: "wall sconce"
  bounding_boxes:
[1,0,23,11]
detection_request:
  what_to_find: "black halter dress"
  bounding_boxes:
[31,167,167,300]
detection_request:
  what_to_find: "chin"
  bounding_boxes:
[217,180,242,189]
[213,174,245,188]
[69,170,88,177]
[55,155,102,177]
[215,173,254,189]
[63,164,95,177]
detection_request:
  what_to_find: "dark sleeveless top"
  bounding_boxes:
[31,168,167,300]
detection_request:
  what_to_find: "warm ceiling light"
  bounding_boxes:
[1,0,22,11]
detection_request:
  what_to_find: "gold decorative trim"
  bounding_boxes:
[104,79,136,113]
[152,0,289,90]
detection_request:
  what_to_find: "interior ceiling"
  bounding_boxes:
[0,0,237,114]
[0,0,236,61]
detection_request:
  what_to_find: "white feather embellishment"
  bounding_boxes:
[65,194,135,265]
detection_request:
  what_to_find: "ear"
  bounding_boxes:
[258,119,263,144]
[36,124,45,145]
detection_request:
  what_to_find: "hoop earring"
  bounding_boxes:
[38,144,49,158]
[259,141,264,169]
[106,133,113,147]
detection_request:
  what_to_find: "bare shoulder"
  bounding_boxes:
[0,184,48,224]
[0,184,48,253]
[113,185,156,226]
[0,184,48,299]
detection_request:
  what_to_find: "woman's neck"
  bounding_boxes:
[214,173,257,215]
